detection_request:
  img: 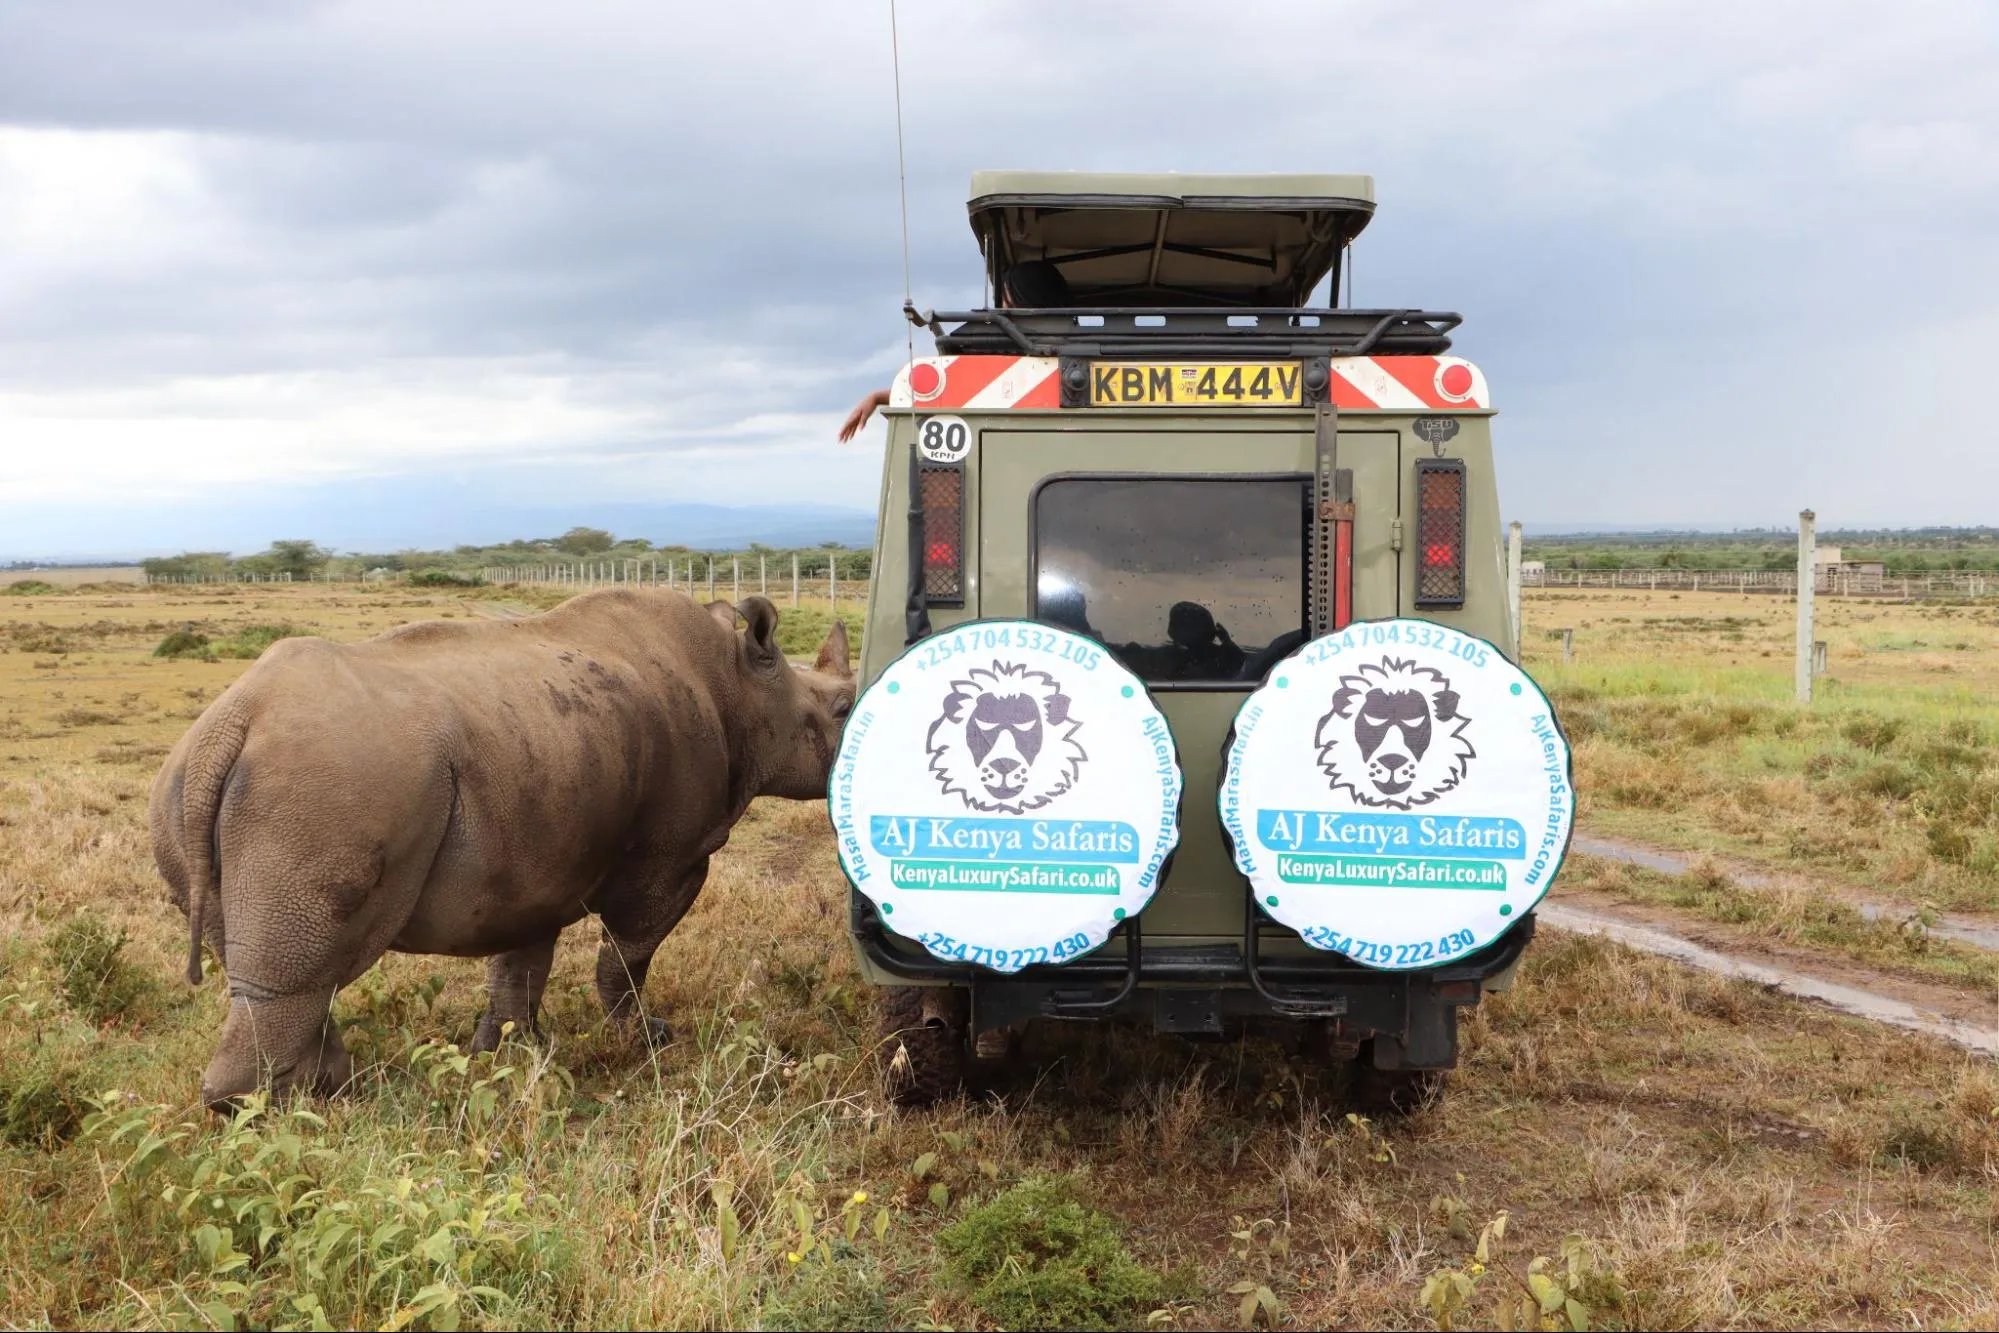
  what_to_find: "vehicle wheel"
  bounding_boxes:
[877,986,967,1107]
[1349,1041,1444,1116]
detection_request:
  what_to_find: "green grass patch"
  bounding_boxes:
[938,1176,1169,1331]
[774,605,864,661]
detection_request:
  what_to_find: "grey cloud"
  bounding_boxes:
[2,0,1997,536]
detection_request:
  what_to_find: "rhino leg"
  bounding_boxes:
[593,856,709,1045]
[203,987,354,1112]
[471,934,560,1053]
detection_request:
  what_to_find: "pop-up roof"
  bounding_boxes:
[967,171,1376,308]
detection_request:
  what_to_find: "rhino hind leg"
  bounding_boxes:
[471,935,560,1053]
[593,856,709,1046]
[203,988,354,1112]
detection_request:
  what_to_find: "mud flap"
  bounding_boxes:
[1372,1003,1458,1070]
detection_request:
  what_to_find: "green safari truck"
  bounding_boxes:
[842,171,1544,1109]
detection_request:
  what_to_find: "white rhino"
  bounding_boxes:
[149,590,852,1109]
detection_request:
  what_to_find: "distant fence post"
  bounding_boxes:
[792,553,800,607]
[760,555,768,596]
[732,556,741,601]
[829,554,837,605]
[706,558,715,600]
[1505,521,1523,661]
[1796,508,1816,703]
[1561,627,1574,664]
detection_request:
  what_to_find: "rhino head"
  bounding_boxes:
[710,595,854,801]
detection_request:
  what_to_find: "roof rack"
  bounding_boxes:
[909,305,1460,359]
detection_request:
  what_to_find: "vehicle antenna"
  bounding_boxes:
[889,0,915,366]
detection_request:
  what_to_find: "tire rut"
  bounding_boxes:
[1537,900,1999,1055]
[1572,832,1999,952]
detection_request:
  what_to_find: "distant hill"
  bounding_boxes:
[0,476,876,562]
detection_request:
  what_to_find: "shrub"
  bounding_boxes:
[211,623,308,659]
[153,628,212,659]
[1,1068,84,1149]
[409,569,483,587]
[4,579,59,596]
[937,1176,1163,1331]
[1842,711,1903,753]
[45,913,146,1024]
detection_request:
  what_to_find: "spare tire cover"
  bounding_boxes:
[830,620,1182,973]
[1220,619,1572,970]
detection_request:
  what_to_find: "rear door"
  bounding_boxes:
[978,423,1398,940]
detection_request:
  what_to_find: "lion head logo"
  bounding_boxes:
[1313,657,1474,809]
[926,661,1087,813]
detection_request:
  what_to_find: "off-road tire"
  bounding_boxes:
[877,987,967,1107]
[1349,1042,1444,1116]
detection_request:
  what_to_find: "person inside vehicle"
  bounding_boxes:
[1162,601,1246,680]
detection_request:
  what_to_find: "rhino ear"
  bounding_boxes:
[814,619,852,678]
[736,595,782,670]
[705,599,738,629]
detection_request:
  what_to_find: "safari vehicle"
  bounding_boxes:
[850,171,1530,1107]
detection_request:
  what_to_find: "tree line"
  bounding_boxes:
[141,529,873,583]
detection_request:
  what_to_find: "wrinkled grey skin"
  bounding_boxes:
[148,590,853,1110]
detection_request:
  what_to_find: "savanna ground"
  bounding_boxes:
[4,580,1999,1330]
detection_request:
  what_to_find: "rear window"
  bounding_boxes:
[1033,476,1309,685]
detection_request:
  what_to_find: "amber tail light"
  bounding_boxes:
[1413,458,1466,608]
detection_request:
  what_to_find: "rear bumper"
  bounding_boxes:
[850,891,1535,1059]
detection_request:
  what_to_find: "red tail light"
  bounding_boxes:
[919,463,965,604]
[1414,458,1466,608]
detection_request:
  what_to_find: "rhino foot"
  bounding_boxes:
[469,1013,545,1054]
[203,992,352,1114]
[612,1014,673,1048]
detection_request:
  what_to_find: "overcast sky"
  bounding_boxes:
[3,0,1997,555]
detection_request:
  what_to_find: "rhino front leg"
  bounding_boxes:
[471,934,560,1053]
[593,856,708,1045]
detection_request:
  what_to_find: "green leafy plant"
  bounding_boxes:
[937,1175,1164,1332]
[81,1084,570,1331]
[1420,1204,1621,1332]
[1225,1214,1290,1327]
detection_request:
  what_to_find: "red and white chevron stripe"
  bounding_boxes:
[887,354,1490,412]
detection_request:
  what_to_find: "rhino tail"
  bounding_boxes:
[180,701,249,986]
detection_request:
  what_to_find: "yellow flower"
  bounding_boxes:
[851,1191,868,1204]
[787,1252,802,1264]
[1468,1262,1486,1276]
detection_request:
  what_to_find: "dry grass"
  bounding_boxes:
[1529,590,1999,911]
[3,584,1999,1328]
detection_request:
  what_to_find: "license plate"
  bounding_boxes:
[1088,361,1303,407]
